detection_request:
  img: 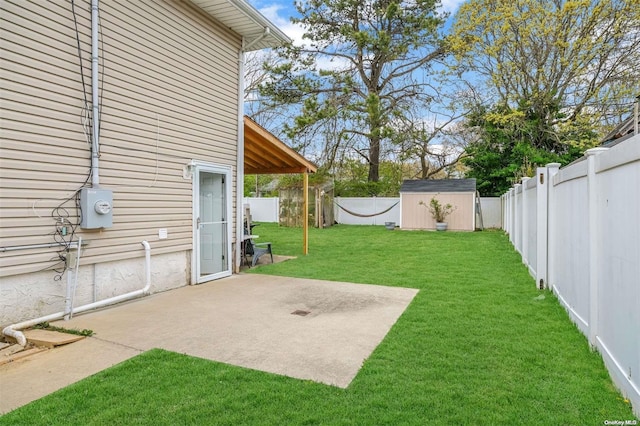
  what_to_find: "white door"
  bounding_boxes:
[195,165,231,282]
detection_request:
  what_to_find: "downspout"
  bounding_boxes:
[91,0,100,187]
[2,241,152,347]
[235,41,245,273]
[235,28,270,272]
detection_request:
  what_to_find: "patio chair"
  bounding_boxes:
[243,237,273,267]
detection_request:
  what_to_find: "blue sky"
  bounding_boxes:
[249,0,467,45]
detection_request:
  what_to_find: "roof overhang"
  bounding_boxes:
[190,0,291,51]
[244,116,317,174]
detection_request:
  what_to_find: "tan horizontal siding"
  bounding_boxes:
[0,136,91,158]
[1,52,88,99]
[97,18,238,112]
[0,146,89,166]
[0,218,191,239]
[0,170,91,186]
[0,115,87,145]
[0,0,241,277]
[1,95,86,130]
[1,109,87,137]
[98,99,238,145]
[0,156,91,176]
[1,1,90,55]
[1,80,85,112]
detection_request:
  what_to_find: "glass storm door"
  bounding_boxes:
[195,165,231,282]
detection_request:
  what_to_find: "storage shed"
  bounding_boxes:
[400,179,477,231]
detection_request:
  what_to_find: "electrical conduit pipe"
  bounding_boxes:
[2,241,152,347]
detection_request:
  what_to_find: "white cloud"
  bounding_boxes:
[256,4,306,45]
[440,0,465,14]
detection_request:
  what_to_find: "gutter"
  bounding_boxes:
[226,0,291,48]
[2,241,152,347]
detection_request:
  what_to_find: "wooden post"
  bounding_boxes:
[303,172,309,255]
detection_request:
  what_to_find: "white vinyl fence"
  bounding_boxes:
[502,135,640,416]
[244,196,402,225]
[243,197,279,222]
[334,197,400,225]
[478,197,502,229]
[244,196,502,228]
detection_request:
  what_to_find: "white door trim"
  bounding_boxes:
[191,162,232,284]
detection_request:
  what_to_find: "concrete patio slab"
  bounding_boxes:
[0,273,418,414]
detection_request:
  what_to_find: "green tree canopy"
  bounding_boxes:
[463,105,585,196]
[452,0,640,194]
[451,0,640,145]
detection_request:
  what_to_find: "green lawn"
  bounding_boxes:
[1,224,636,425]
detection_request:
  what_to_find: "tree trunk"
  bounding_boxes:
[420,154,428,179]
[368,136,380,182]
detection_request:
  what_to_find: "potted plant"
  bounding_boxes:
[419,195,455,231]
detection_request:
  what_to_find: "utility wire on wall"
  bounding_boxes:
[42,1,104,279]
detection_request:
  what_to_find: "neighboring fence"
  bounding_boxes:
[244,196,502,228]
[502,134,640,415]
[478,197,502,228]
[334,197,400,226]
[243,197,279,223]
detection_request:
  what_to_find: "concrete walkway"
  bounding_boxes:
[0,274,418,414]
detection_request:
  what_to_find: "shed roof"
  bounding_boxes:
[191,0,291,51]
[244,116,317,174]
[601,113,639,147]
[400,179,477,193]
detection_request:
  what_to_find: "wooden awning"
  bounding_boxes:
[244,116,317,175]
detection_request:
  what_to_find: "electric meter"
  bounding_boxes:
[94,200,112,215]
[80,188,113,228]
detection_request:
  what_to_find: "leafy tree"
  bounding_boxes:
[333,159,403,196]
[451,0,640,146]
[260,0,449,183]
[244,174,280,197]
[452,0,640,194]
[463,105,585,196]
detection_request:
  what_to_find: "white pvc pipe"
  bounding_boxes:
[68,237,83,320]
[2,241,151,347]
[64,237,82,320]
[91,0,100,187]
[64,268,73,320]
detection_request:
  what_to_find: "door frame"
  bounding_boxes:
[191,161,233,284]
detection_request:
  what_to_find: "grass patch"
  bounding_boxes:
[1,224,636,425]
[32,322,94,337]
